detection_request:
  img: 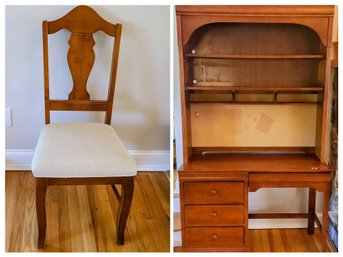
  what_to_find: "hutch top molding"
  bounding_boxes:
[176,5,335,47]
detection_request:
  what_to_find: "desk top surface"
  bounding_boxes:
[179,153,331,173]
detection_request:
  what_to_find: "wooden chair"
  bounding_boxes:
[32,5,136,248]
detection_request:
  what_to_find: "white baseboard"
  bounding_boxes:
[173,196,180,212]
[5,149,170,172]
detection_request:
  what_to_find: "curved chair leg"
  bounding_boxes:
[114,177,134,245]
[36,178,48,248]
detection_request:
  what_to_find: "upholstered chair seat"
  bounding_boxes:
[32,122,137,178]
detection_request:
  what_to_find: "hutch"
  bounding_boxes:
[176,5,334,252]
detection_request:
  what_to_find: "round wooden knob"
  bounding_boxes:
[210,189,217,194]
[195,112,200,118]
[211,234,218,240]
[211,211,217,217]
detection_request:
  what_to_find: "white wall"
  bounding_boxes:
[5,6,170,170]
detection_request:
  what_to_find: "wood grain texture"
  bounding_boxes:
[192,146,316,154]
[43,5,122,125]
[47,5,117,36]
[6,171,170,252]
[115,177,134,245]
[179,153,331,173]
[187,86,324,91]
[184,227,244,248]
[175,5,335,16]
[36,179,48,248]
[67,33,95,100]
[42,21,50,124]
[192,59,320,88]
[105,23,122,124]
[307,188,316,234]
[184,205,244,226]
[185,23,325,60]
[184,17,329,47]
[49,100,108,111]
[175,3,336,57]
[249,228,332,252]
[186,54,325,59]
[176,5,334,252]
[184,181,244,204]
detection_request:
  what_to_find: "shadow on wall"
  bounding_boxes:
[111,16,170,150]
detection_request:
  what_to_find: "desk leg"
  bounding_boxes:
[321,183,330,252]
[307,188,316,234]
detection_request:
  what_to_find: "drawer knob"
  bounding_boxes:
[211,211,217,217]
[210,189,217,194]
[211,234,218,240]
[192,79,198,85]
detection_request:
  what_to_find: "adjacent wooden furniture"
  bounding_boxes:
[176,5,334,252]
[32,6,136,248]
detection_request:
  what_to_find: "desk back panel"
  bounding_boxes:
[191,103,317,147]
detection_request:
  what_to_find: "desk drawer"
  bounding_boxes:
[184,205,244,226]
[185,227,244,248]
[183,181,244,204]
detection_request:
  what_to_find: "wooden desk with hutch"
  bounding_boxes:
[176,5,334,252]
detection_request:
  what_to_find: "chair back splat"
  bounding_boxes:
[42,5,122,125]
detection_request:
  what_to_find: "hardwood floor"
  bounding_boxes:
[249,228,332,252]
[6,171,170,252]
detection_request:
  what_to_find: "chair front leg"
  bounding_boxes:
[115,177,134,245]
[36,178,48,248]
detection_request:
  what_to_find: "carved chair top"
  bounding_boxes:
[43,5,122,124]
[46,5,117,36]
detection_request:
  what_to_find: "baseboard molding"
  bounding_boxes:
[5,149,170,172]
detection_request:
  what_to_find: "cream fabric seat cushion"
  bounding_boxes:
[32,123,137,178]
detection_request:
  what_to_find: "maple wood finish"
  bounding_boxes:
[36,6,133,249]
[43,6,122,124]
[176,5,334,252]
[184,205,244,226]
